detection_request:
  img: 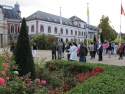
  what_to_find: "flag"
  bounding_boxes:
[121,4,125,16]
[87,3,90,24]
[60,7,62,25]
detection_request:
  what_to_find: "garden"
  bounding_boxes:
[1,18,125,94]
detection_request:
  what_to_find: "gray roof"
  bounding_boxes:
[69,16,86,23]
[1,5,22,20]
[26,11,84,26]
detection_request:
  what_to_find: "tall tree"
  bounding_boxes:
[14,18,36,80]
[93,35,96,42]
[100,32,104,43]
[98,15,117,41]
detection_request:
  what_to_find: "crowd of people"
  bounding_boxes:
[50,41,125,62]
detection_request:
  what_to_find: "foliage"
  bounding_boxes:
[100,32,104,43]
[114,38,120,44]
[14,18,36,80]
[0,52,48,94]
[98,15,117,41]
[93,35,97,42]
[67,64,125,94]
[30,34,58,50]
[84,38,93,45]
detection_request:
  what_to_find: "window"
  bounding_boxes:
[75,31,77,35]
[66,38,68,43]
[27,26,29,33]
[82,32,83,36]
[11,25,14,33]
[84,32,86,36]
[17,27,19,33]
[48,26,51,33]
[54,27,57,34]
[40,25,44,32]
[71,30,73,35]
[79,31,80,36]
[60,28,63,34]
[66,29,68,35]
[31,25,34,32]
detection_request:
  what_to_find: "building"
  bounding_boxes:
[0,2,22,47]
[0,2,98,45]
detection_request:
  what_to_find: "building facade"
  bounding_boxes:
[0,2,98,45]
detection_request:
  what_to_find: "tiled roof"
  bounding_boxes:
[26,11,85,26]
[1,5,22,20]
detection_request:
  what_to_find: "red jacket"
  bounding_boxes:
[120,44,124,52]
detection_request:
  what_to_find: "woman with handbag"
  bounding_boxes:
[69,42,77,61]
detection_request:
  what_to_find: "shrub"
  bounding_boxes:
[30,34,58,50]
[14,18,36,80]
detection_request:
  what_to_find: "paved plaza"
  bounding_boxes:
[36,50,125,66]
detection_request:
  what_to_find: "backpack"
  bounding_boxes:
[99,45,103,52]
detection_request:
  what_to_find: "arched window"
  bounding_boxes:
[11,25,14,33]
[31,25,34,32]
[75,31,77,35]
[27,26,29,33]
[40,25,44,32]
[84,32,86,36]
[71,30,73,35]
[48,26,51,33]
[71,38,73,42]
[79,31,80,36]
[82,32,83,36]
[18,26,20,33]
[66,29,68,35]
[66,38,68,43]
[60,28,63,34]
[54,27,57,34]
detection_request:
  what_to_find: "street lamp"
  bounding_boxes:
[99,28,102,44]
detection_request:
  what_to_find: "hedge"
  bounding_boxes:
[66,64,125,94]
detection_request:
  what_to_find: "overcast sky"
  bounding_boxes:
[1,0,125,33]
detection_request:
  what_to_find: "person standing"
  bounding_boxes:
[89,42,94,59]
[65,43,72,60]
[113,43,117,57]
[79,43,88,62]
[62,42,65,58]
[69,42,77,61]
[118,43,124,60]
[32,42,37,58]
[103,42,108,55]
[97,43,103,61]
[10,42,15,53]
[51,42,57,60]
[107,43,112,58]
[56,42,63,59]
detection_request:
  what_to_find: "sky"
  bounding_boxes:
[1,0,125,33]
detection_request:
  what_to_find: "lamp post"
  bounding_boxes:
[99,28,102,44]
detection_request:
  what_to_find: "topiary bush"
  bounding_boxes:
[14,18,36,80]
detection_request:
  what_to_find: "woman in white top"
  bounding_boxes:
[113,43,117,57]
[70,42,77,61]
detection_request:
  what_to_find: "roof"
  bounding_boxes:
[26,11,84,26]
[1,5,22,20]
[69,16,86,23]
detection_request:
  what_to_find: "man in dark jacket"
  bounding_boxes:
[51,42,57,60]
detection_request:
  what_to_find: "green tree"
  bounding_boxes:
[93,35,96,42]
[100,32,104,43]
[14,18,36,80]
[98,15,117,41]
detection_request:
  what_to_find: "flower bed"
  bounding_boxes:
[0,54,104,94]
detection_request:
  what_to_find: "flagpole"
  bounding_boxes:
[120,0,122,43]
[59,7,62,42]
[87,3,89,48]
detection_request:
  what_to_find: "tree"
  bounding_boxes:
[93,35,96,42]
[14,18,36,80]
[100,32,104,43]
[98,15,117,41]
